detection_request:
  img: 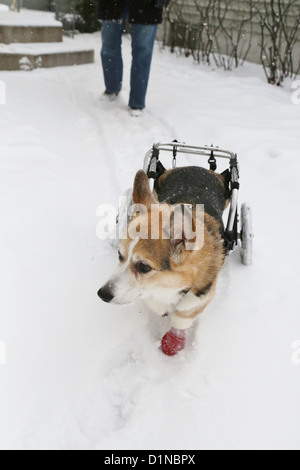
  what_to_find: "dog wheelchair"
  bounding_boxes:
[117,142,253,266]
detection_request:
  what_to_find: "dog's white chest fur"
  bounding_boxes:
[141,287,183,315]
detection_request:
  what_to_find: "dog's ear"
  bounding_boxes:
[132,170,156,208]
[170,205,196,259]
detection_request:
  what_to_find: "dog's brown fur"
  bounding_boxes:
[99,166,230,347]
[123,169,228,327]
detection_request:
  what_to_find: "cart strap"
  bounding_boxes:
[148,160,166,192]
[221,169,232,200]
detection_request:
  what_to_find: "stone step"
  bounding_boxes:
[0,24,63,44]
[0,9,63,44]
[0,40,95,70]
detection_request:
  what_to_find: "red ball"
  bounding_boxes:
[161,328,186,356]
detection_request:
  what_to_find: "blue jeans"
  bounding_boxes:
[101,20,157,109]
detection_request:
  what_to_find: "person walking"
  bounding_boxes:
[99,0,171,116]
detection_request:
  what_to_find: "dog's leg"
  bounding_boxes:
[161,287,215,356]
[172,289,214,329]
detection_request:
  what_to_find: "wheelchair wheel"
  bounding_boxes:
[240,203,253,266]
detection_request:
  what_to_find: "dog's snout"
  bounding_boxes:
[98,283,115,303]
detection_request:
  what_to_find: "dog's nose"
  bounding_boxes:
[98,285,114,303]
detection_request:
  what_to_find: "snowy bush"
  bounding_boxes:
[163,0,254,70]
[255,0,300,85]
[163,0,300,83]
[75,0,100,33]
[55,0,100,35]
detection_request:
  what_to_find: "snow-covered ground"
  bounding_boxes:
[0,32,299,450]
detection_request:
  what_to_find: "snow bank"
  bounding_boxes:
[0,32,299,451]
[0,4,9,12]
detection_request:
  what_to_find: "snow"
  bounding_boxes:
[0,31,300,451]
[0,38,94,55]
[0,4,9,12]
[0,8,62,26]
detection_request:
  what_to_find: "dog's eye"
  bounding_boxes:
[136,262,152,274]
[118,251,125,263]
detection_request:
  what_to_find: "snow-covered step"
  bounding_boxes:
[0,40,95,70]
[0,9,63,44]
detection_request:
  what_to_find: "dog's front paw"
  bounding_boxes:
[161,328,186,356]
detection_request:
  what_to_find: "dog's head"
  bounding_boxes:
[98,170,209,305]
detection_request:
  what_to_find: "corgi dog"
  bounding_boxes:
[98,166,230,356]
